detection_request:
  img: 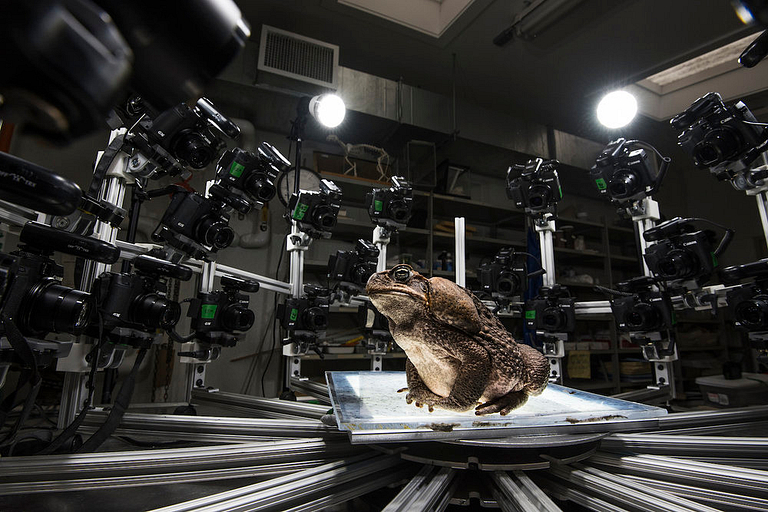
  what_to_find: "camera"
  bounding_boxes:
[721,259,768,332]
[524,285,576,333]
[328,239,380,292]
[90,255,193,346]
[278,285,331,336]
[590,138,668,203]
[0,222,119,341]
[643,217,734,289]
[186,277,259,347]
[138,97,240,170]
[671,92,768,188]
[609,277,676,334]
[152,191,234,261]
[215,143,290,211]
[289,179,343,238]
[477,247,541,302]
[365,176,413,230]
[506,158,562,217]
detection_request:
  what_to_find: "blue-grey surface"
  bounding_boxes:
[327,371,667,437]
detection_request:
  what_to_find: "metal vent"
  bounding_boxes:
[258,25,339,88]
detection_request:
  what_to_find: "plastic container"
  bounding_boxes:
[695,373,768,407]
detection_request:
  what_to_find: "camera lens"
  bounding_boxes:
[542,306,565,331]
[625,302,659,331]
[221,304,255,332]
[312,205,337,230]
[173,132,214,169]
[527,184,551,210]
[130,294,181,330]
[196,216,235,250]
[657,249,698,280]
[496,270,521,297]
[244,174,277,202]
[304,307,328,330]
[388,199,410,222]
[608,171,638,199]
[693,129,740,167]
[735,299,768,330]
[22,280,92,336]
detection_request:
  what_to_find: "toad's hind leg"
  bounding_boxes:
[475,390,529,416]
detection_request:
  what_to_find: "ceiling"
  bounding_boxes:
[235,0,761,143]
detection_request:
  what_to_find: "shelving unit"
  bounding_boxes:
[298,165,655,395]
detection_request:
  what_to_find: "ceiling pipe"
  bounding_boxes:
[493,0,586,46]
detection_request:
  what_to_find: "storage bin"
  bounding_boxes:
[696,373,768,407]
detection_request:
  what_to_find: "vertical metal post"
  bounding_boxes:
[454,217,466,286]
[535,218,556,287]
[289,223,304,298]
[755,192,768,251]
[373,226,389,272]
[59,129,128,428]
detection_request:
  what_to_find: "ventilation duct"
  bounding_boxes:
[257,25,339,89]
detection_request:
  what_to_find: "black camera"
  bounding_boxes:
[506,158,562,217]
[524,285,576,333]
[0,222,119,340]
[721,259,768,332]
[365,176,413,230]
[91,255,193,346]
[278,285,331,336]
[477,247,541,302]
[328,239,380,291]
[152,191,234,261]
[289,179,342,238]
[187,276,259,347]
[609,277,676,334]
[671,92,768,188]
[590,138,669,203]
[139,97,240,170]
[215,143,290,212]
[643,217,734,289]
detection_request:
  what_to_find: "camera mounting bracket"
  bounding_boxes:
[373,226,391,272]
[534,217,556,287]
[539,332,567,384]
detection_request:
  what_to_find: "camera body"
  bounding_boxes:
[591,139,660,203]
[643,217,729,289]
[722,258,768,332]
[506,158,562,217]
[188,277,259,347]
[0,250,92,339]
[328,239,380,291]
[289,179,342,238]
[477,247,529,301]
[278,285,331,334]
[91,255,193,346]
[610,279,675,333]
[366,176,413,230]
[671,92,767,187]
[524,285,576,333]
[215,143,289,211]
[140,97,239,170]
[0,222,120,341]
[152,191,234,261]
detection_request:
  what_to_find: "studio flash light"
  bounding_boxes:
[308,94,346,128]
[597,90,637,129]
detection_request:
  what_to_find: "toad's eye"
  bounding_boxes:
[393,267,411,283]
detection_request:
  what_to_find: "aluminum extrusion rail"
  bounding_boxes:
[80,410,342,438]
[150,452,408,512]
[656,404,768,430]
[191,389,330,420]
[289,376,332,405]
[600,433,768,457]
[0,460,325,495]
[586,452,768,497]
[491,471,562,512]
[546,461,720,512]
[0,438,360,479]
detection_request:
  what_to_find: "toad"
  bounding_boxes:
[366,264,548,415]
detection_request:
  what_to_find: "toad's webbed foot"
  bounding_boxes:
[475,390,529,416]
[404,387,443,411]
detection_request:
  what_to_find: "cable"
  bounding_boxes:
[259,240,287,397]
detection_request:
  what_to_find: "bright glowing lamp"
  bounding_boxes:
[597,90,637,129]
[309,94,346,128]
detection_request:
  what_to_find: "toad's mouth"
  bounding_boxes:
[367,289,421,300]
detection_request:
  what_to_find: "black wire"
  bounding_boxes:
[260,240,287,396]
[743,120,768,127]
